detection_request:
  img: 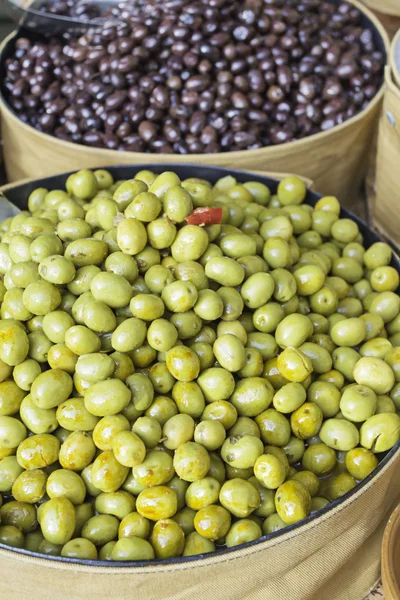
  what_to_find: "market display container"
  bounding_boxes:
[0,164,399,600]
[0,0,389,206]
[362,0,400,39]
[374,31,400,246]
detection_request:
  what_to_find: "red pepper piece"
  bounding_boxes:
[186,207,223,226]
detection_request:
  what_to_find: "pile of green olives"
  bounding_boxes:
[0,167,399,562]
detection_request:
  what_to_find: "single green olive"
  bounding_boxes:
[275,480,311,525]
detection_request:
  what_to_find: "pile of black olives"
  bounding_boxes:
[4,0,384,153]
[0,168,399,562]
[39,0,102,20]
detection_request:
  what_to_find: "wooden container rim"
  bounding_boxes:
[382,502,400,600]
[390,29,400,89]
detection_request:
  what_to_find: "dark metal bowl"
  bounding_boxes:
[1,163,399,568]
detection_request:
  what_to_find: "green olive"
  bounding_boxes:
[275,480,311,524]
[151,518,185,559]
[183,531,216,556]
[290,402,323,440]
[254,454,286,489]
[0,524,25,548]
[12,469,47,503]
[277,347,313,383]
[61,538,98,560]
[118,511,150,540]
[46,469,86,505]
[345,447,379,480]
[339,385,377,422]
[194,504,231,540]
[40,497,76,545]
[231,377,273,417]
[136,486,178,521]
[0,500,37,533]
[17,433,60,469]
[173,442,210,482]
[91,450,129,493]
[94,491,136,520]
[221,435,263,469]
[255,409,291,446]
[319,418,360,451]
[84,379,131,417]
[133,450,174,487]
[59,431,95,472]
[360,413,400,452]
[353,357,395,395]
[112,536,155,561]
[81,514,119,546]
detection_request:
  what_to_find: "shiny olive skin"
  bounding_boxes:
[345,447,379,480]
[17,434,60,469]
[290,402,323,440]
[194,504,231,540]
[183,531,216,556]
[275,480,311,525]
[91,451,129,493]
[0,525,25,548]
[319,419,360,451]
[339,385,377,422]
[12,469,47,503]
[151,518,185,559]
[360,413,400,453]
[254,454,286,490]
[118,511,150,540]
[81,514,119,546]
[40,497,76,545]
[219,478,260,518]
[353,357,395,395]
[59,432,96,472]
[136,486,178,521]
[0,500,37,533]
[46,469,86,505]
[230,377,273,417]
[255,409,291,446]
[221,435,264,469]
[302,443,337,476]
[173,442,210,482]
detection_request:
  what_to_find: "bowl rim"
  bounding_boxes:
[0,163,399,570]
[390,29,400,89]
[0,0,390,161]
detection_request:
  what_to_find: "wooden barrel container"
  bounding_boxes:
[0,164,399,600]
[0,0,389,207]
